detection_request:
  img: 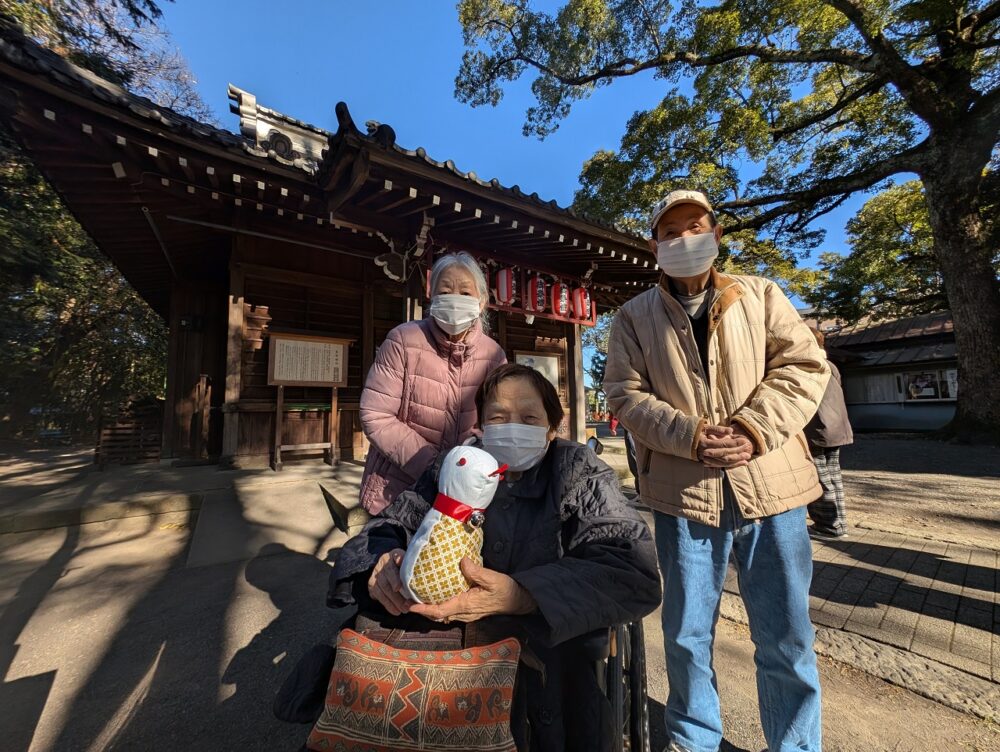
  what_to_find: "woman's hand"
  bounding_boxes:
[409,557,537,624]
[368,548,414,616]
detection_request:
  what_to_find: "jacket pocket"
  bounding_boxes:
[640,444,652,476]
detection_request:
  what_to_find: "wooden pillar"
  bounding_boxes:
[567,322,587,443]
[272,385,284,471]
[221,263,245,464]
[362,285,375,378]
[161,285,182,459]
[406,264,424,322]
[497,312,509,355]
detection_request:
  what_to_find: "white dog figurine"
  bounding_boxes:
[399,445,506,604]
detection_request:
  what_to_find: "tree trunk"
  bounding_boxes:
[922,152,1000,443]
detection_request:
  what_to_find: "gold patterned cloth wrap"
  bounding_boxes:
[400,446,502,605]
[408,517,484,604]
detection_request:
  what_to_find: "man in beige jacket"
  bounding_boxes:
[605,190,830,752]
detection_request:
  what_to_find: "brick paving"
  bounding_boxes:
[724,527,999,682]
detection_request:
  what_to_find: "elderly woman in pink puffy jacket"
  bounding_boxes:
[358,252,506,514]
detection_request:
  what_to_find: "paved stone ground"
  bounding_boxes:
[723,527,999,683]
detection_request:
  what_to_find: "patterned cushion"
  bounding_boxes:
[307,629,519,752]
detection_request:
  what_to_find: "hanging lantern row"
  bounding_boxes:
[493,267,595,323]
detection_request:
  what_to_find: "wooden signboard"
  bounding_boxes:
[267,332,350,388]
[266,332,353,470]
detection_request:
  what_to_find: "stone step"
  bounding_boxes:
[0,492,204,534]
[319,463,369,536]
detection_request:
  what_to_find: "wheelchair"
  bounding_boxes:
[341,607,652,751]
[592,619,651,752]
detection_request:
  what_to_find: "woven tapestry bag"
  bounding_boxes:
[306,628,520,752]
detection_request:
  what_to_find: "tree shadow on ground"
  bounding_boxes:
[812,541,996,631]
[819,538,996,589]
[42,538,334,751]
[0,524,80,752]
[841,437,1000,478]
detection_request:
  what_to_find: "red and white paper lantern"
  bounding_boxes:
[551,281,571,317]
[496,268,515,305]
[525,275,546,313]
[572,287,591,320]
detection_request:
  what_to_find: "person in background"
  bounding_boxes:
[805,328,855,540]
[604,189,829,752]
[608,412,620,436]
[357,252,506,515]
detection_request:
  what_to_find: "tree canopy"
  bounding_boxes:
[0,0,210,439]
[806,180,943,322]
[457,0,1000,439]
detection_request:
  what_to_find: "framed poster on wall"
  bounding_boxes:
[514,351,562,393]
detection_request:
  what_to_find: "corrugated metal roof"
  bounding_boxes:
[826,311,953,347]
[855,341,957,367]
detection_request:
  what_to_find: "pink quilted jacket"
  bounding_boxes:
[358,317,506,514]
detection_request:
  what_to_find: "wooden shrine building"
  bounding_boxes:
[0,22,659,467]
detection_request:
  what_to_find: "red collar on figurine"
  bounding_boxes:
[433,493,478,522]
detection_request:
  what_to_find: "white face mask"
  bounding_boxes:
[429,294,481,335]
[656,231,719,278]
[481,422,550,472]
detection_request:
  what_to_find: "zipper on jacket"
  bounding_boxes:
[660,286,728,525]
[676,300,726,527]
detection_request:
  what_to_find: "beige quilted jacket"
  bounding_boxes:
[605,269,830,526]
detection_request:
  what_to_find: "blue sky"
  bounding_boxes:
[160,0,863,255]
[159,1,866,384]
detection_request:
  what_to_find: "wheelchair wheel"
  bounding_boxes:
[606,625,626,752]
[605,621,650,752]
[626,620,651,752]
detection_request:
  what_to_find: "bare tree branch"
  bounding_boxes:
[720,142,931,232]
[961,0,1000,34]
[510,44,877,88]
[821,0,947,125]
[968,82,1000,138]
[770,75,886,141]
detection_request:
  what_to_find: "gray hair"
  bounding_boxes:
[429,252,491,333]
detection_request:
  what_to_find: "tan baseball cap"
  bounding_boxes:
[649,190,713,233]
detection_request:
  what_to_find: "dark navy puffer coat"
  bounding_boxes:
[330,439,662,751]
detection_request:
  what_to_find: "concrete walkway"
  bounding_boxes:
[724,526,998,683]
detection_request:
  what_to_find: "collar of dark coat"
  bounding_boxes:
[421,316,483,360]
[657,267,744,336]
[466,438,571,500]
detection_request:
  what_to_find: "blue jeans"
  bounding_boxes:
[655,490,821,752]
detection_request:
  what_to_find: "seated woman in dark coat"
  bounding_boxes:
[329,363,662,751]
